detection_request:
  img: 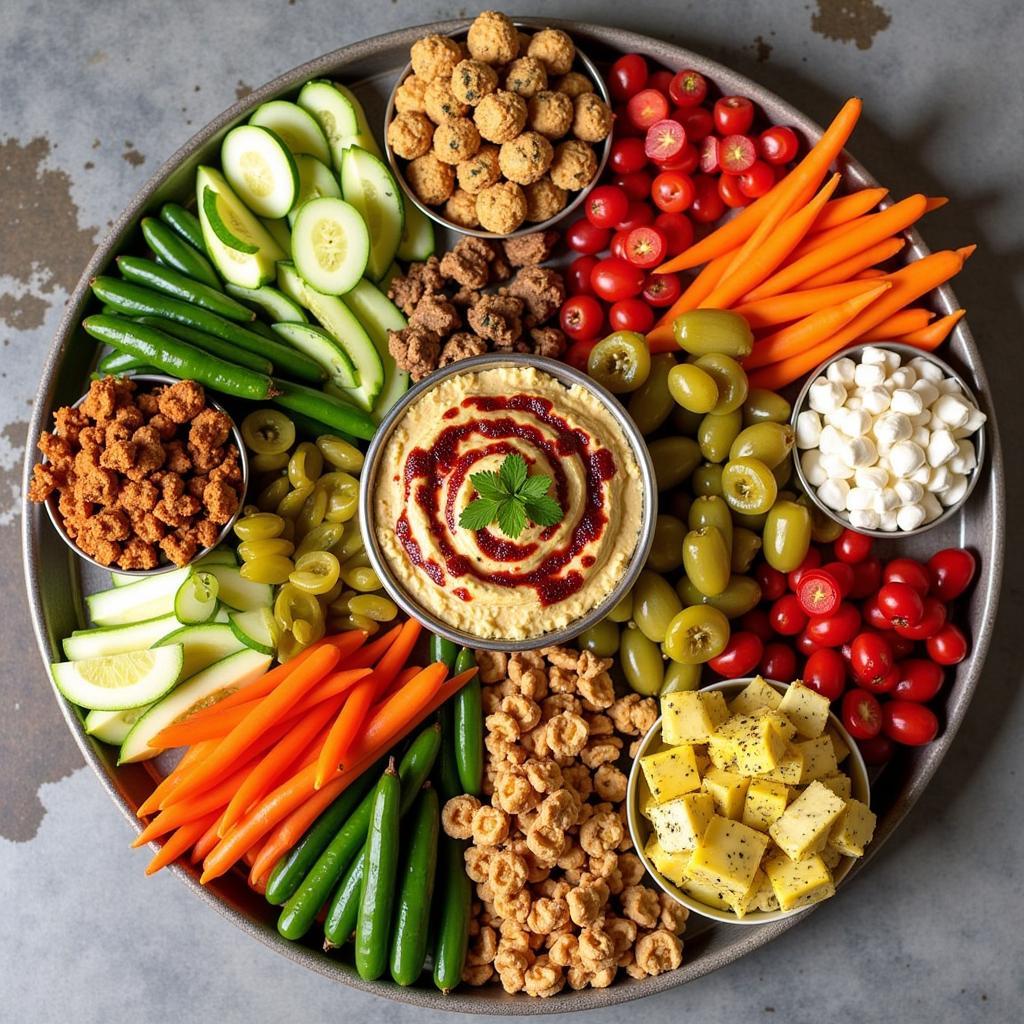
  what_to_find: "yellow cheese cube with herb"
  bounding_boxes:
[778,681,831,738]
[757,708,797,742]
[826,725,851,763]
[707,734,740,772]
[769,780,846,861]
[685,815,770,894]
[758,743,805,786]
[716,714,787,775]
[764,849,836,911]
[649,792,715,853]
[796,736,838,782]
[662,690,729,744]
[828,798,877,857]
[702,766,750,819]
[640,745,702,803]
[750,868,780,912]
[818,772,853,801]
[724,868,767,919]
[821,844,843,871]
[742,779,791,832]
[680,877,733,912]
[644,834,692,886]
[727,676,783,716]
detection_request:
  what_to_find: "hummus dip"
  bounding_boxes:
[374,364,644,640]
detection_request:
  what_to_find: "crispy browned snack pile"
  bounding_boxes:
[29,377,242,570]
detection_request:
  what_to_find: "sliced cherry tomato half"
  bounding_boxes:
[842,688,882,740]
[642,271,683,307]
[644,119,686,163]
[719,134,758,174]
[624,226,668,269]
[699,136,720,174]
[668,69,708,107]
[626,88,670,130]
[796,569,842,617]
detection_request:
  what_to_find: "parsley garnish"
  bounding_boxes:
[458,453,563,539]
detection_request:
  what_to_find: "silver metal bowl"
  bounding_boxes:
[359,352,657,651]
[383,18,613,240]
[790,342,986,540]
[40,374,249,576]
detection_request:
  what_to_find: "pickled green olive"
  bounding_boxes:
[667,363,719,415]
[620,626,665,696]
[661,660,702,694]
[742,388,792,426]
[648,436,701,491]
[691,462,724,498]
[772,454,794,489]
[721,457,778,515]
[289,550,341,595]
[251,450,290,473]
[663,605,730,664]
[730,527,762,573]
[348,594,398,622]
[234,511,285,541]
[728,422,795,470]
[798,493,846,543]
[241,408,295,455]
[731,509,768,532]
[670,404,704,436]
[698,407,743,464]
[288,441,324,489]
[688,495,733,555]
[672,309,753,358]
[676,573,762,618]
[587,331,651,394]
[295,521,346,560]
[277,483,314,519]
[240,554,295,584]
[694,353,748,415]
[256,475,292,512]
[682,527,731,597]
[578,619,620,658]
[632,569,683,644]
[606,590,634,623]
[238,538,295,561]
[647,515,686,574]
[763,499,813,573]
[315,434,365,472]
[628,354,676,434]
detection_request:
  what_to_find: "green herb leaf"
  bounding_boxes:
[459,498,500,531]
[518,474,553,500]
[467,469,505,502]
[457,453,564,538]
[498,453,528,494]
[523,494,563,527]
[497,497,527,539]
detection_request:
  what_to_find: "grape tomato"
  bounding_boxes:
[928,548,976,602]
[591,257,645,301]
[654,211,694,254]
[892,659,944,702]
[758,125,799,165]
[567,255,599,295]
[643,271,683,307]
[559,295,605,341]
[882,700,939,746]
[567,218,610,255]
[713,95,755,135]
[668,69,708,107]
[651,171,696,213]
[608,297,654,333]
[609,53,648,101]
[585,184,630,228]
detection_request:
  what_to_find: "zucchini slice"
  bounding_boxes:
[228,607,279,656]
[249,99,331,164]
[340,146,404,282]
[289,154,342,226]
[174,570,220,625]
[291,196,368,296]
[153,622,246,680]
[86,567,193,626]
[204,564,274,611]
[221,125,299,220]
[63,613,179,661]
[51,645,184,712]
[396,199,436,262]
[272,321,357,389]
[225,282,308,323]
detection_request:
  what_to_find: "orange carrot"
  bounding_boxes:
[145,811,219,876]
[795,236,906,290]
[344,623,403,668]
[854,268,888,279]
[806,187,888,233]
[858,307,935,342]
[745,283,891,370]
[381,664,424,700]
[925,196,949,212]
[731,279,885,330]
[647,252,734,350]
[191,812,226,864]
[898,309,965,351]
[136,739,217,817]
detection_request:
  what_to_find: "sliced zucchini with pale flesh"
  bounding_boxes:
[289,155,342,226]
[63,613,179,661]
[249,99,331,164]
[228,607,280,656]
[396,201,436,262]
[205,564,274,611]
[86,566,193,626]
[225,282,308,323]
[220,125,299,220]
[272,321,357,389]
[297,80,362,171]
[174,570,220,625]
[334,83,383,157]
[260,215,293,253]
[340,147,403,282]
[291,196,368,295]
[85,705,152,746]
[153,622,246,679]
[51,645,184,711]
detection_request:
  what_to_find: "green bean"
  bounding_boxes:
[140,216,220,290]
[271,378,376,441]
[117,255,253,322]
[135,317,272,375]
[453,648,482,796]
[159,201,207,252]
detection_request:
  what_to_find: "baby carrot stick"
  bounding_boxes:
[897,309,965,351]
[854,268,888,279]
[381,664,424,700]
[136,739,217,817]
[795,236,906,290]
[647,252,735,350]
[732,279,884,330]
[858,307,935,341]
[344,623,403,668]
[191,812,226,864]
[806,187,888,234]
[925,196,949,212]
[145,811,219,876]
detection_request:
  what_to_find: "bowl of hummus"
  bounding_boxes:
[361,354,656,650]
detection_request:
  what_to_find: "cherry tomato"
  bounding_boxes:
[717,172,749,208]
[876,581,924,628]
[806,602,861,648]
[713,95,755,135]
[689,175,726,223]
[834,528,873,564]
[769,594,808,637]
[648,70,674,94]
[590,257,645,301]
[654,211,694,255]
[888,632,915,659]
[926,623,968,665]
[585,184,630,229]
[610,136,648,175]
[651,170,695,213]
[566,218,611,255]
[883,557,931,597]
[608,53,648,102]
[679,106,714,142]
[849,631,893,688]
[616,200,655,232]
[567,255,599,296]
[565,338,598,372]
[882,700,939,746]
[796,629,825,657]
[559,295,605,342]
[803,648,847,701]
[866,665,899,695]
[657,143,699,174]
[708,631,764,677]
[787,548,822,591]
[610,229,630,261]
[612,105,643,138]
[892,659,944,702]
[668,69,708,107]
[758,125,799,165]
[928,548,977,602]
[821,560,855,597]
[842,688,882,740]
[796,569,842,617]
[760,642,797,681]
[893,596,947,640]
[862,594,892,632]
[858,733,894,765]
[615,170,653,200]
[642,271,683,308]
[626,88,670,130]
[738,159,775,198]
[719,134,757,174]
[755,562,787,601]
[624,226,668,268]
[644,119,686,163]
[848,556,882,599]
[739,608,775,644]
[608,298,654,333]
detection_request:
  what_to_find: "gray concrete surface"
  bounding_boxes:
[2,0,1023,1021]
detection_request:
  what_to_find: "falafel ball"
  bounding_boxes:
[394,73,429,114]
[444,188,480,229]
[527,28,575,76]
[504,56,548,99]
[498,131,554,186]
[548,139,598,191]
[433,116,481,165]
[473,89,528,143]
[456,144,502,194]
[405,152,456,206]
[424,76,470,123]
[571,92,613,142]
[524,176,567,222]
[387,111,435,160]
[476,180,528,234]
[526,90,574,140]
[552,71,594,98]
[466,11,519,65]
[410,34,463,82]
[450,59,498,106]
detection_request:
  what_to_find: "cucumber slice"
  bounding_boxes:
[213,605,231,624]
[85,705,152,746]
[334,83,383,158]
[272,322,357,388]
[249,99,331,164]
[288,155,342,227]
[62,613,179,661]
[225,282,307,323]
[396,201,436,262]
[340,147,404,282]
[260,215,293,253]
[174,570,220,625]
[51,645,184,712]
[205,564,274,611]
[109,546,236,587]
[291,197,368,296]
[380,262,401,292]
[228,607,279,656]
[86,566,193,626]
[202,186,258,254]
[221,125,299,220]
[297,80,363,171]
[153,622,246,679]
[119,648,272,763]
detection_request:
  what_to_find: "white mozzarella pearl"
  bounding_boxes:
[800,450,829,487]
[817,478,850,510]
[911,379,939,407]
[932,393,971,429]
[888,441,926,477]
[926,428,958,468]
[845,486,875,511]
[879,509,900,532]
[809,378,846,414]
[849,508,880,530]
[896,504,926,532]
[894,479,924,506]
[890,388,924,416]
[854,362,886,388]
[795,410,823,449]
[909,356,943,383]
[855,465,889,490]
[939,473,969,507]
[860,386,891,415]
[820,453,856,480]
[921,492,943,523]
[872,411,912,446]
[826,357,856,386]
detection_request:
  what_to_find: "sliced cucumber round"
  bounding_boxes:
[272,322,357,389]
[225,282,308,323]
[85,705,152,746]
[221,125,299,220]
[340,147,403,282]
[202,186,258,254]
[51,645,184,712]
[249,99,331,164]
[297,80,362,171]
[228,607,280,656]
[62,613,179,661]
[289,155,342,226]
[174,570,219,625]
[153,622,246,680]
[291,197,368,296]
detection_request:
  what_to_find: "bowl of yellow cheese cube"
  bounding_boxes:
[626,676,876,924]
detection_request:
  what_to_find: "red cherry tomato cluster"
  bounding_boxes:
[719,531,977,762]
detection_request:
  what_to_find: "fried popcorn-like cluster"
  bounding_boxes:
[442,646,685,997]
[29,377,241,569]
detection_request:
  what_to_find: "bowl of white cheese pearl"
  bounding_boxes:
[791,343,987,537]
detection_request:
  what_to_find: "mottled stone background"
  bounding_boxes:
[2,0,1022,1021]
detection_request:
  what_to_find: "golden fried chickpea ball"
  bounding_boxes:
[552,71,594,98]
[504,56,548,99]
[549,139,598,191]
[476,180,528,234]
[405,152,455,206]
[387,111,435,160]
[410,34,463,82]
[571,92,613,142]
[466,11,520,65]
[451,59,499,106]
[527,28,575,76]
[527,90,574,140]
[474,90,528,143]
[433,116,481,165]
[498,131,554,186]
[524,176,567,222]
[424,76,470,124]
[456,143,502,194]
[394,73,428,113]
[444,188,480,228]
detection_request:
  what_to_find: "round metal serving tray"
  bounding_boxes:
[21,18,1005,1014]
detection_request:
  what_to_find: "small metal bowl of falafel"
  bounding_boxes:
[384,13,613,240]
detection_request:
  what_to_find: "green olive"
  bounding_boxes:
[620,625,666,696]
[728,422,795,469]
[742,388,792,426]
[578,619,620,658]
[676,573,762,618]
[693,352,748,414]
[731,509,768,531]
[666,490,693,522]
[660,660,702,694]
[721,457,778,515]
[698,407,743,464]
[241,408,296,455]
[682,526,731,597]
[667,363,719,415]
[587,331,651,393]
[670,405,704,438]
[628,353,676,434]
[772,454,794,488]
[691,462,724,498]
[632,569,683,643]
[606,590,634,623]
[798,492,846,543]
[763,499,813,572]
[672,309,754,358]
[688,495,733,554]
[647,515,686,573]
[731,527,762,573]
[663,605,731,664]
[648,436,702,491]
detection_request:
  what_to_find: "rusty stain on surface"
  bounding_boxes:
[235,80,253,100]
[122,146,145,167]
[0,293,48,330]
[811,0,891,50]
[751,34,773,62]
